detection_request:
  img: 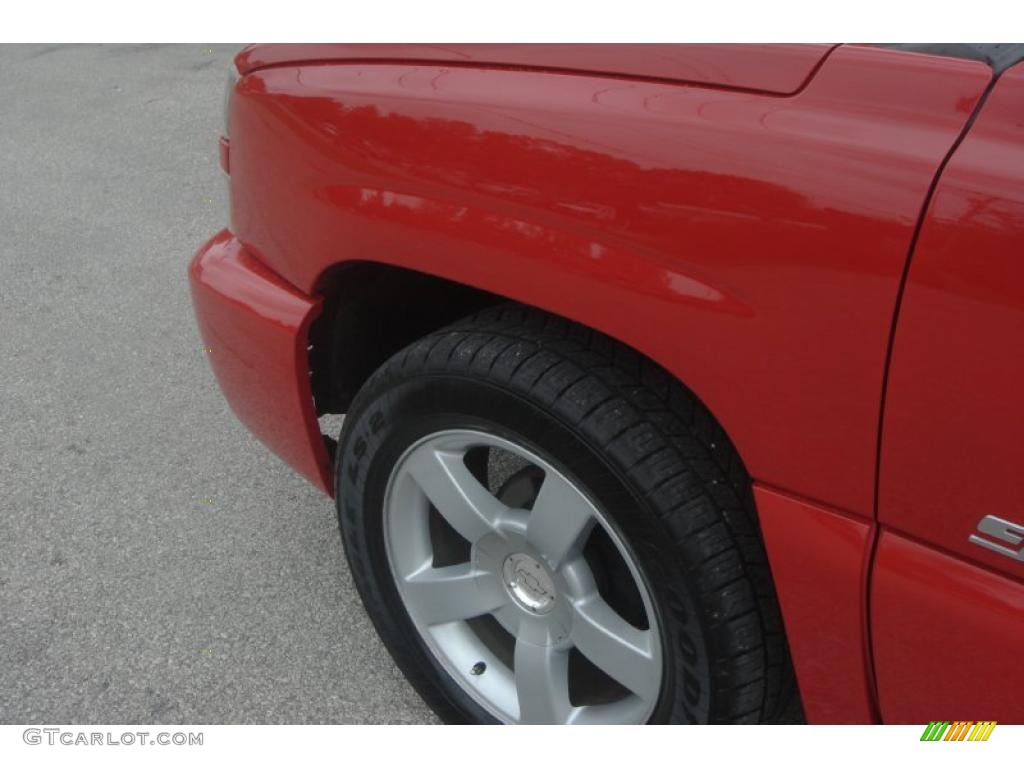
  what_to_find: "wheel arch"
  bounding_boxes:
[308,258,750,476]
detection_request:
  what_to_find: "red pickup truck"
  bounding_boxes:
[189,43,1024,724]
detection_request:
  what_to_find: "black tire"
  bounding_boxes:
[335,304,796,724]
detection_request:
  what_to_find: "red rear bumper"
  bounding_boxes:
[188,230,333,495]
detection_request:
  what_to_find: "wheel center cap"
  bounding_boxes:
[502,553,557,614]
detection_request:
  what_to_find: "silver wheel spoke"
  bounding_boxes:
[491,602,522,637]
[402,562,505,626]
[514,640,573,724]
[385,429,663,724]
[526,471,597,568]
[571,597,660,701]
[405,445,507,544]
[572,695,653,725]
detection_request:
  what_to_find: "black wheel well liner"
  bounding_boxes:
[309,261,502,416]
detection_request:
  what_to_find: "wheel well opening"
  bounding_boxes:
[308,261,502,417]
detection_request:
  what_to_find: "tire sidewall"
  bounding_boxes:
[337,370,713,724]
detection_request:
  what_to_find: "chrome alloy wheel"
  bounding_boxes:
[383,429,664,724]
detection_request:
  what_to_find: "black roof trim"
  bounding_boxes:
[878,44,1024,75]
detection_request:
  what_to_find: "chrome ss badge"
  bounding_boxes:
[968,515,1024,562]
